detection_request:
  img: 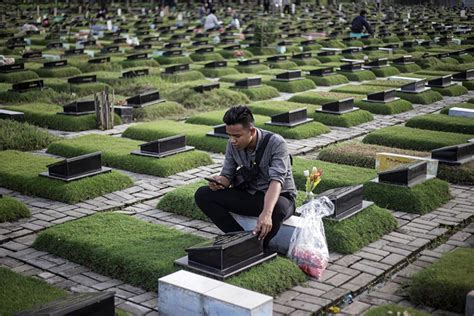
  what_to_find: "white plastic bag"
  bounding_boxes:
[287,196,334,279]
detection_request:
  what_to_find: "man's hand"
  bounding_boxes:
[208,176,230,191]
[253,211,272,241]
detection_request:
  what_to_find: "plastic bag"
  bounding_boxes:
[287,196,334,279]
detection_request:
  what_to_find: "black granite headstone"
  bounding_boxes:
[366,58,389,68]
[60,100,96,116]
[309,67,334,77]
[453,70,473,81]
[65,48,85,56]
[238,59,259,66]
[266,108,313,128]
[340,61,363,72]
[132,135,194,158]
[366,89,398,103]
[40,152,111,182]
[194,83,220,93]
[393,55,414,65]
[267,55,287,62]
[22,51,42,59]
[205,61,227,68]
[274,70,302,81]
[195,47,214,54]
[164,42,181,49]
[427,75,453,88]
[317,50,337,56]
[143,36,160,43]
[341,47,361,55]
[301,39,316,46]
[134,43,152,51]
[378,160,428,187]
[234,77,262,88]
[88,57,110,64]
[11,80,44,92]
[122,68,149,78]
[0,63,24,73]
[223,44,241,51]
[164,63,189,74]
[68,75,97,84]
[114,106,133,124]
[80,40,96,47]
[101,45,120,54]
[162,49,183,57]
[0,109,25,121]
[431,143,474,165]
[126,53,148,60]
[44,60,67,68]
[400,79,427,93]
[206,124,228,139]
[193,40,209,46]
[127,90,163,108]
[113,37,127,44]
[319,98,356,114]
[318,185,366,221]
[292,52,312,59]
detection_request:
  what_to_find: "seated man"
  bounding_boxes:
[350,10,373,38]
[204,9,221,31]
[195,106,297,248]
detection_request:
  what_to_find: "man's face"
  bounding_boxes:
[226,123,256,150]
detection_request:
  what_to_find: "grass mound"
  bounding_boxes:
[365,304,429,316]
[198,67,240,78]
[48,81,111,97]
[217,49,253,59]
[291,58,321,66]
[462,80,474,90]
[34,66,81,78]
[437,161,474,186]
[0,195,31,223]
[331,84,385,95]
[288,91,361,105]
[312,109,374,127]
[234,64,270,73]
[440,102,474,114]
[364,178,451,214]
[0,118,57,151]
[406,114,474,135]
[355,99,413,115]
[122,120,228,153]
[33,213,205,292]
[121,59,160,69]
[0,267,67,316]
[393,63,422,73]
[369,66,400,78]
[265,60,298,69]
[396,90,443,104]
[232,85,280,101]
[189,52,224,62]
[154,55,192,65]
[132,101,186,121]
[47,134,213,177]
[161,70,205,83]
[337,70,376,81]
[0,89,61,104]
[0,70,39,83]
[362,126,474,151]
[306,74,349,86]
[264,78,316,93]
[248,100,320,116]
[0,150,133,204]
[409,248,474,313]
[177,88,250,110]
[431,84,468,96]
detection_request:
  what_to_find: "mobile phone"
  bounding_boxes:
[204,177,227,188]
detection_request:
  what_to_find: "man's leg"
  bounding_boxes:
[263,195,294,248]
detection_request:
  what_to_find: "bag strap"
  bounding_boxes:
[255,132,273,165]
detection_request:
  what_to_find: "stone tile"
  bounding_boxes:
[129,292,156,304]
[273,303,296,315]
[117,301,151,316]
[92,279,123,290]
[381,253,407,266]
[340,301,371,315]
[292,286,325,297]
[275,290,300,304]
[325,272,354,287]
[285,300,321,313]
[294,294,331,307]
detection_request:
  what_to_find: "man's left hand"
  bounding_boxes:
[253,211,272,241]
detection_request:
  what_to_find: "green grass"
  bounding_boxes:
[0,196,30,223]
[0,150,133,204]
[305,74,349,86]
[288,91,362,105]
[198,67,240,78]
[121,59,160,69]
[437,160,474,186]
[5,103,123,131]
[462,80,474,90]
[0,118,57,151]
[355,99,413,115]
[416,57,444,69]
[189,52,224,62]
[167,88,250,111]
[217,49,254,59]
[331,84,386,95]
[0,70,39,83]
[231,85,280,101]
[185,110,330,139]
[337,70,376,81]
[291,58,321,66]
[395,90,443,105]
[440,102,474,114]
[249,100,320,116]
[122,120,228,153]
[47,134,213,177]
[0,89,61,105]
[316,55,343,63]
[0,267,67,316]
[312,109,374,127]
[33,213,206,292]
[406,114,474,135]
[234,64,270,73]
[364,178,451,214]
[132,101,186,121]
[431,84,468,97]
[393,63,422,73]
[362,126,474,151]
[220,74,272,83]
[154,55,192,65]
[409,248,474,313]
[161,70,205,83]
[34,66,82,78]
[264,78,316,93]
[362,80,411,88]
[365,304,429,316]
[264,60,298,69]
[47,81,111,97]
[369,66,401,78]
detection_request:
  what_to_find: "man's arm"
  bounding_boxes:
[363,19,374,34]
[211,141,236,190]
[254,180,282,240]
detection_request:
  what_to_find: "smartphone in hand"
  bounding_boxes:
[204,177,228,188]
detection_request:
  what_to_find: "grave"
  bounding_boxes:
[114,106,133,124]
[376,160,431,187]
[0,63,24,73]
[339,61,364,72]
[393,55,414,65]
[113,38,127,45]
[122,68,149,78]
[164,42,181,49]
[317,185,373,221]
[364,58,390,69]
[234,77,262,89]
[448,107,474,119]
[64,48,85,56]
[364,89,400,103]
[453,69,473,82]
[309,67,334,77]
[11,79,44,92]
[265,108,313,128]
[0,109,25,121]
[134,43,152,51]
[126,53,148,60]
[126,90,164,108]
[164,64,190,74]
[266,55,287,62]
[223,44,241,51]
[317,98,358,115]
[193,40,209,46]
[175,231,276,280]
[43,60,67,68]
[237,59,260,66]
[394,77,430,93]
[194,83,220,93]
[17,292,115,316]
[131,135,195,158]
[40,152,112,182]
[88,56,110,64]
[101,45,120,54]
[341,47,362,55]
[195,47,214,54]
[204,61,227,68]
[426,75,456,88]
[22,51,42,59]
[292,52,312,59]
[272,70,303,81]
[206,124,228,139]
[431,143,474,165]
[163,49,183,57]
[68,75,97,84]
[59,100,95,116]
[46,42,63,49]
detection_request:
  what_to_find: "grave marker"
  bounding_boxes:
[237,59,259,66]
[126,90,164,107]
[88,56,110,64]
[122,68,149,78]
[365,89,399,103]
[204,61,227,68]
[234,77,262,89]
[11,80,44,92]
[265,108,313,128]
[309,67,334,77]
[0,109,25,121]
[318,185,372,221]
[44,60,67,68]
[132,135,194,158]
[206,124,228,139]
[453,69,473,81]
[59,100,96,116]
[377,160,429,187]
[126,53,148,60]
[318,98,358,114]
[426,75,454,88]
[164,63,189,74]
[68,75,97,84]
[273,70,303,81]
[0,63,24,73]
[431,143,474,165]
[194,83,220,93]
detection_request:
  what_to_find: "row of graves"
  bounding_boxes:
[0,1,474,315]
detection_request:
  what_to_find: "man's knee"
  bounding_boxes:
[272,197,295,220]
[194,186,212,207]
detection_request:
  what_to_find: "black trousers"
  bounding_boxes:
[194,186,295,248]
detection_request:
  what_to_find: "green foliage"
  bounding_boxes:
[161,70,205,83]
[249,100,320,117]
[189,52,225,62]
[312,109,373,127]
[122,120,228,153]
[355,99,413,115]
[291,58,321,66]
[369,66,400,77]
[363,126,474,151]
[47,134,213,177]
[409,248,474,313]
[0,150,133,204]
[198,67,240,78]
[0,88,61,104]
[34,66,82,78]
[365,304,429,316]
[132,101,186,121]
[337,70,377,81]
[289,91,360,105]
[306,74,349,86]
[395,90,443,105]
[324,205,397,254]
[0,196,30,223]
[264,78,316,93]
[437,161,474,186]
[440,102,474,114]
[0,267,67,316]
[462,80,474,90]
[431,84,468,97]
[406,114,474,135]
[265,60,298,69]
[0,70,39,83]
[234,64,270,73]
[174,88,250,110]
[33,213,206,292]
[393,63,422,73]
[232,85,280,101]
[364,178,451,214]
[331,84,385,95]
[154,55,192,65]
[0,118,57,151]
[121,59,160,69]
[253,19,278,47]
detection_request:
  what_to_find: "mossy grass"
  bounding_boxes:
[47,134,213,177]
[440,102,474,114]
[132,101,186,121]
[337,70,377,81]
[364,178,451,214]
[154,55,192,65]
[362,126,474,151]
[161,70,205,82]
[355,99,413,115]
[34,66,82,78]
[121,58,160,69]
[0,70,39,83]
[430,84,468,97]
[437,160,474,186]
[462,80,474,90]
[264,60,298,69]
[220,73,272,83]
[406,114,474,135]
[245,47,277,56]
[75,61,122,73]
[0,150,133,204]
[0,118,57,151]
[46,81,111,97]
[291,58,321,66]
[0,196,30,223]
[302,44,323,51]
[369,66,400,77]
[198,67,240,78]
[416,56,444,69]
[393,63,422,73]
[168,88,249,111]
[189,52,225,62]
[312,109,374,127]
[5,103,123,132]
[32,213,206,292]
[0,267,67,316]
[248,100,320,116]
[234,64,270,73]
[305,74,349,86]
[289,91,362,105]
[433,62,474,72]
[365,304,429,316]
[361,79,411,88]
[231,85,280,101]
[185,110,330,139]
[263,78,316,93]
[395,89,443,105]
[315,55,343,63]
[330,84,385,95]
[409,248,474,313]
[217,49,254,59]
[122,120,228,153]
[0,88,61,104]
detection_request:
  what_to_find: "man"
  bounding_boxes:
[194,106,297,248]
[350,10,373,36]
[204,9,220,31]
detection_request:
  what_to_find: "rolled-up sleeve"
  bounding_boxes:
[220,141,237,182]
[268,140,290,186]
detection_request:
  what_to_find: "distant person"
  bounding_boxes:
[350,10,373,37]
[204,9,220,31]
[283,0,291,14]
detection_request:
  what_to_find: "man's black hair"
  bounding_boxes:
[223,105,255,128]
[360,10,367,16]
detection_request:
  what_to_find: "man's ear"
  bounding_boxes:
[249,125,257,135]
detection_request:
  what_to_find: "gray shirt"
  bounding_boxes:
[220,128,297,199]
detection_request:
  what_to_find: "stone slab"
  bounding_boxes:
[448,107,474,119]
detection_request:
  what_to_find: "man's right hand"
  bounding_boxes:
[208,176,230,191]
